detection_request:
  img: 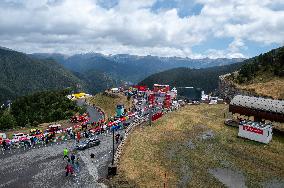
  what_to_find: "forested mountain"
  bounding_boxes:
[236,46,284,83]
[0,46,245,103]
[33,53,244,83]
[0,89,84,129]
[0,48,83,103]
[73,70,116,94]
[139,62,245,92]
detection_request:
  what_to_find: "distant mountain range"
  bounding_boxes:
[139,63,245,93]
[139,46,284,94]
[32,53,244,83]
[0,47,245,103]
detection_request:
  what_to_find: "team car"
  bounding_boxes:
[75,137,100,150]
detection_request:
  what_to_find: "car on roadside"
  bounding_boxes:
[11,133,30,143]
[76,138,100,150]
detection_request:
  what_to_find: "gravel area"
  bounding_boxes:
[208,168,247,188]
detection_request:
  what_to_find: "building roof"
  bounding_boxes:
[230,95,284,114]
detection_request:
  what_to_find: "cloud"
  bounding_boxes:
[0,0,283,58]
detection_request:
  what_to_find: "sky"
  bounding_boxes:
[0,0,284,58]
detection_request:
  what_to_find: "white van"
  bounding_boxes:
[0,133,7,139]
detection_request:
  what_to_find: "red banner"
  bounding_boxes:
[243,125,263,135]
[152,112,163,121]
[133,85,147,91]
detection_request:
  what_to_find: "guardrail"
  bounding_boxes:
[113,116,148,165]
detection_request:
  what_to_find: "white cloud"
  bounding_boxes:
[0,0,283,58]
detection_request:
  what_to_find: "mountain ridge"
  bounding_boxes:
[32,52,244,83]
[0,48,83,103]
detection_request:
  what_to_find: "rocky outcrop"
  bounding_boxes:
[217,73,257,102]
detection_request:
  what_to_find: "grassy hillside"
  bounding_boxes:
[235,76,284,99]
[229,46,284,99]
[110,104,284,187]
[139,62,244,93]
[236,46,284,83]
[0,48,83,103]
[88,92,132,118]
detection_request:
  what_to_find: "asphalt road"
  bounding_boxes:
[77,99,103,122]
[0,99,123,188]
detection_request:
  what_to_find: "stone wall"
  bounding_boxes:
[113,117,148,166]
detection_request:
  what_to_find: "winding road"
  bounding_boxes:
[0,99,122,188]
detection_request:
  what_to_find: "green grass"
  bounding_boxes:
[110,104,284,187]
[88,93,132,118]
[236,76,284,100]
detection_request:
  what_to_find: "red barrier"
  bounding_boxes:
[152,112,163,121]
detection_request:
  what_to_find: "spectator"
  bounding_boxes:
[90,153,95,163]
[71,153,75,164]
[2,139,6,150]
[75,158,80,172]
[65,164,73,177]
[115,133,120,144]
[63,148,69,159]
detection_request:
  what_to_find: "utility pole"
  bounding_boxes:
[149,104,153,126]
[108,126,117,176]
[112,127,115,165]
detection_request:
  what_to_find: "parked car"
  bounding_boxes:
[90,126,103,134]
[76,138,100,150]
[48,124,62,134]
[87,138,100,147]
[11,133,30,143]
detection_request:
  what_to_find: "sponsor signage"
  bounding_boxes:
[152,112,163,121]
[243,125,263,135]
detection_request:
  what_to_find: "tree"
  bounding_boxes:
[10,89,81,127]
[0,110,17,130]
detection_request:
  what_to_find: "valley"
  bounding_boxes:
[0,1,284,186]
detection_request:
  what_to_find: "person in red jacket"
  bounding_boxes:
[65,163,73,176]
[76,132,81,143]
